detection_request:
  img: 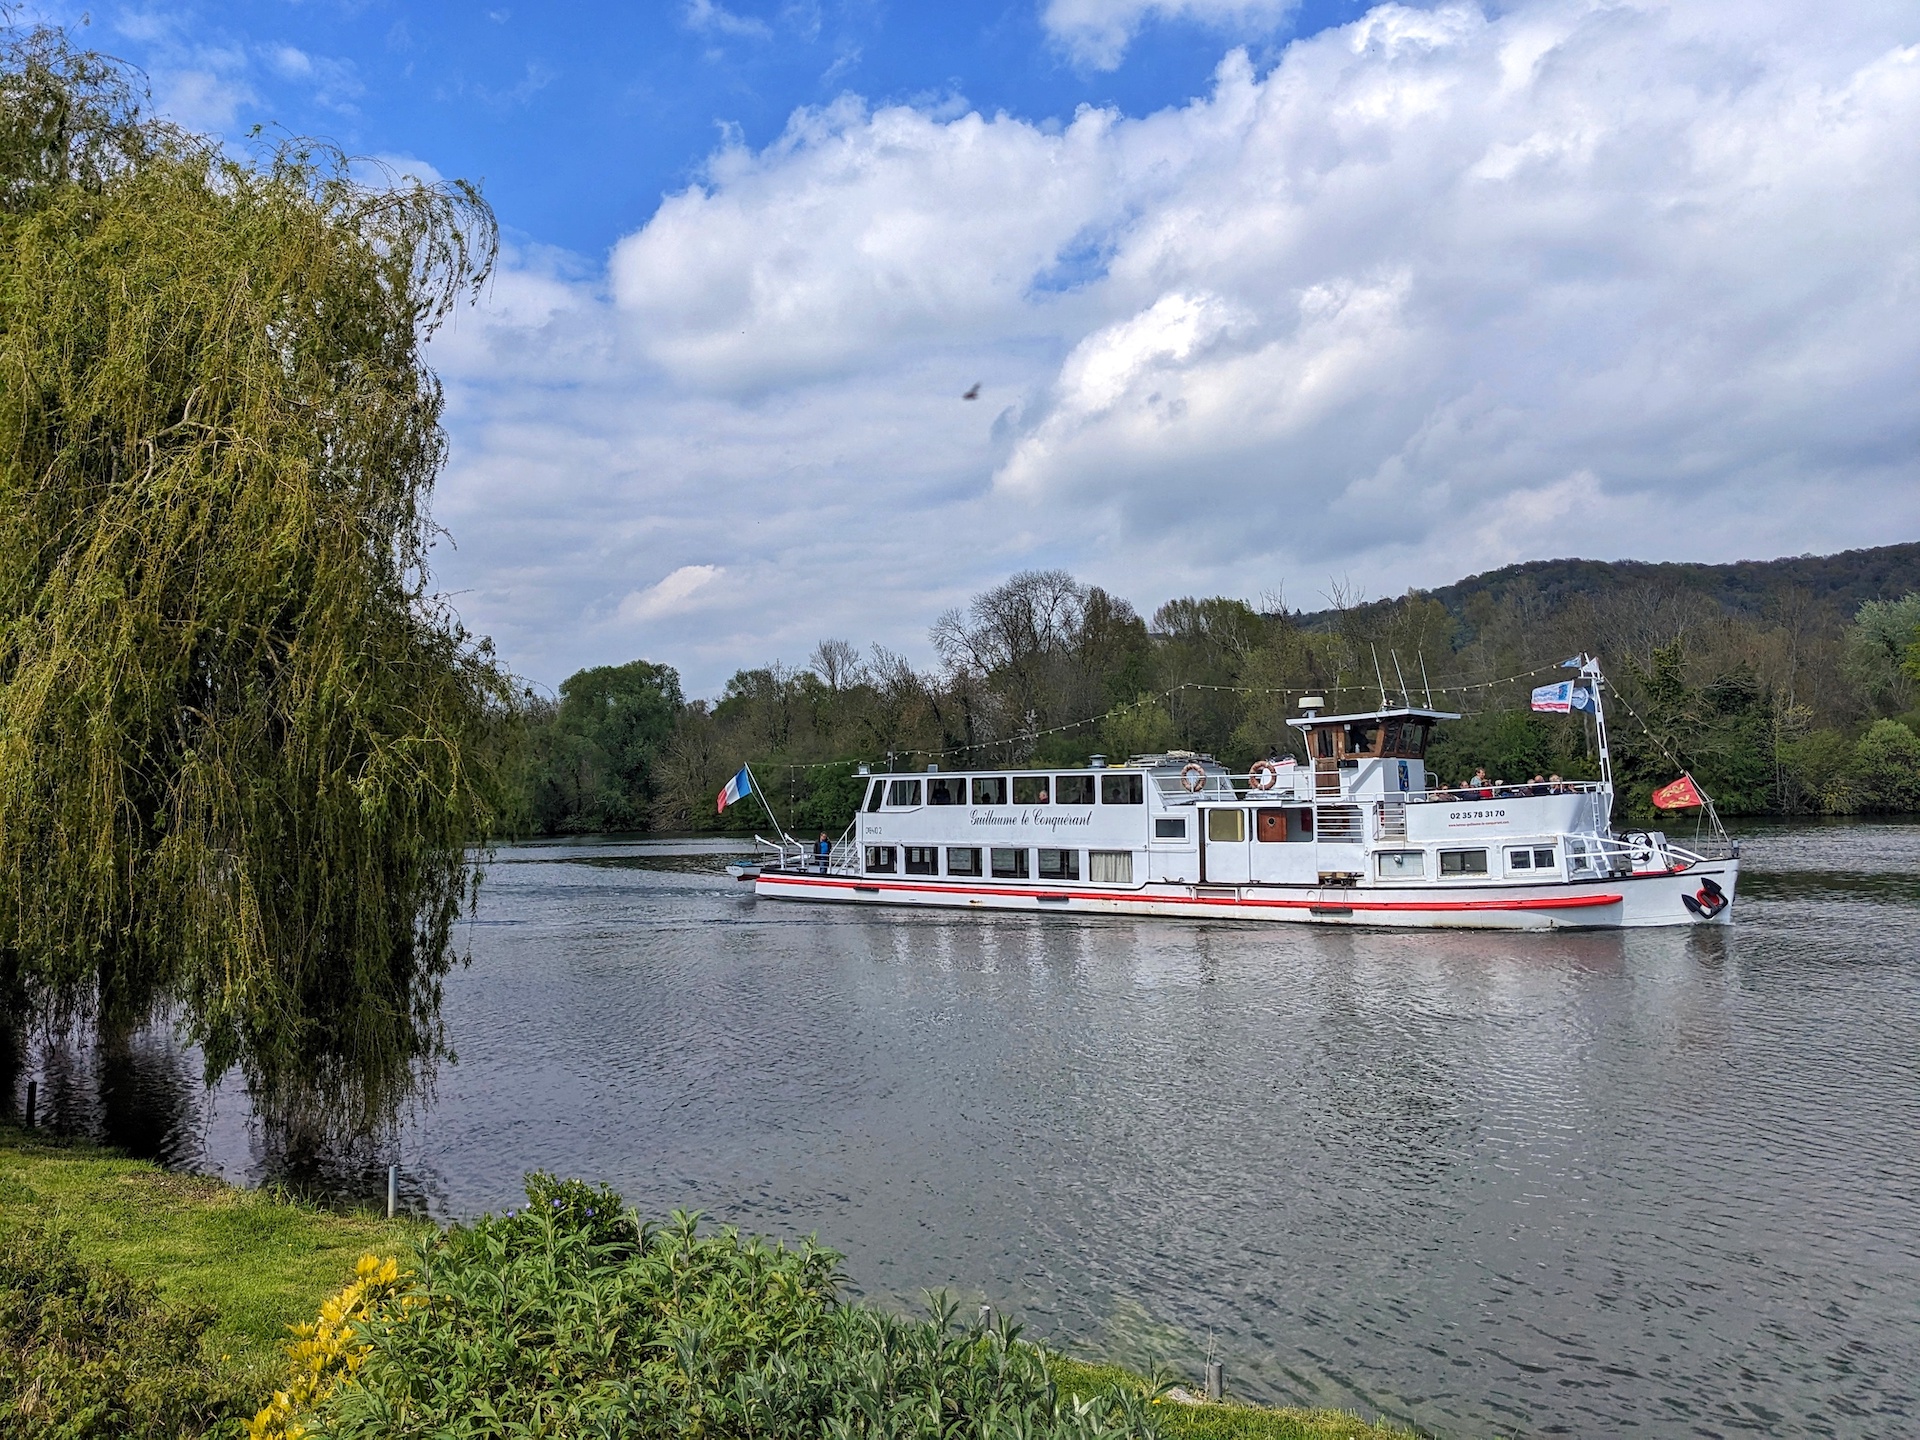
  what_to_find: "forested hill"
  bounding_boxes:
[507,544,1920,834]
[1294,542,1920,634]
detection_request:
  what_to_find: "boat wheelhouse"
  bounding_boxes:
[748,660,1737,929]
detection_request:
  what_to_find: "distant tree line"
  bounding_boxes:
[506,561,1920,837]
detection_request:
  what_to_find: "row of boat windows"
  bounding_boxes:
[1374,845,1571,879]
[868,774,1145,810]
[865,845,1135,884]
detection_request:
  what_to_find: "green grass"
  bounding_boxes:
[0,1126,421,1396]
[1048,1356,1420,1440]
[0,1130,1428,1438]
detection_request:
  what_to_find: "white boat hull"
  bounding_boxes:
[753,861,1737,930]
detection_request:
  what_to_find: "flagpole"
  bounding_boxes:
[1583,655,1614,798]
[741,762,795,848]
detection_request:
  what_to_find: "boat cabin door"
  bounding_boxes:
[1199,808,1251,884]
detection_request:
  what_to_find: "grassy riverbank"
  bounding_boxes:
[0,1129,1417,1439]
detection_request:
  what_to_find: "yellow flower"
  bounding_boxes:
[247,1254,413,1440]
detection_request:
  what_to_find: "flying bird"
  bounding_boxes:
[962,383,981,400]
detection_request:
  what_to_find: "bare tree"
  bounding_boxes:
[809,637,862,693]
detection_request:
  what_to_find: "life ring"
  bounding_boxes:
[1180,763,1208,793]
[1248,760,1280,791]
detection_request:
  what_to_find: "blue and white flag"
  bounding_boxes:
[1531,681,1575,713]
[1561,656,1584,668]
[1570,685,1594,712]
[716,765,752,814]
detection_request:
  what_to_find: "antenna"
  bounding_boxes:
[1370,645,1389,708]
[1390,650,1409,706]
[1417,651,1434,707]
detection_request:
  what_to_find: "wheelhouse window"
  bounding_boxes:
[1013,776,1051,805]
[1101,773,1144,805]
[865,846,897,874]
[1377,850,1425,879]
[1089,850,1133,884]
[928,775,965,805]
[990,847,1029,879]
[1056,775,1095,805]
[1154,817,1187,839]
[1038,848,1080,881]
[886,779,922,807]
[1314,728,1336,759]
[1344,722,1378,755]
[904,846,938,875]
[865,781,884,813]
[1439,848,1489,876]
[946,847,982,877]
[1206,810,1246,843]
[972,776,1008,806]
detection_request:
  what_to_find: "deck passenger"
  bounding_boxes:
[1529,774,1550,796]
[815,832,832,873]
[1548,773,1568,794]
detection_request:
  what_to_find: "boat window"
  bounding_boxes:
[865,846,897,874]
[928,775,965,805]
[1377,850,1425,879]
[1089,850,1133,884]
[990,847,1029,879]
[865,781,884,813]
[1567,842,1592,873]
[1055,775,1095,805]
[1052,779,1098,814]
[1314,728,1336,759]
[1440,848,1488,876]
[1345,722,1378,755]
[905,846,938,876]
[1402,722,1430,758]
[946,847,982,877]
[972,776,1008,806]
[1100,773,1144,805]
[1508,848,1531,870]
[1013,776,1050,805]
[1154,817,1187,839]
[1038,848,1079,881]
[1206,810,1245,843]
[886,779,922,807]
[1533,847,1556,868]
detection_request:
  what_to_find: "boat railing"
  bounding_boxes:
[1406,781,1606,804]
[756,833,861,875]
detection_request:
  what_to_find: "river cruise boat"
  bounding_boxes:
[747,660,1737,929]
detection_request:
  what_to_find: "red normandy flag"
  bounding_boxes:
[1651,774,1706,810]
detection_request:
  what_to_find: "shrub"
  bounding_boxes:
[300,1174,1161,1440]
[1851,719,1920,812]
[0,1222,250,1438]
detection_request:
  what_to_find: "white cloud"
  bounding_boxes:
[428,0,1920,694]
[1042,0,1299,70]
[684,0,773,41]
[618,565,726,622]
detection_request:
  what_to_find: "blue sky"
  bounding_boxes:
[45,1,1920,695]
[86,0,1368,255]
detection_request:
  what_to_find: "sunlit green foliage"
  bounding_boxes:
[0,28,510,1126]
[314,1175,1167,1440]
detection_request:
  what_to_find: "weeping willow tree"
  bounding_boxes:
[0,29,513,1130]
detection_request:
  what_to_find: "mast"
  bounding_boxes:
[1582,656,1613,796]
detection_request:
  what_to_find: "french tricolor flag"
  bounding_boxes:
[716,765,752,814]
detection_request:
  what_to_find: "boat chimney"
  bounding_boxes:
[1088,754,1108,769]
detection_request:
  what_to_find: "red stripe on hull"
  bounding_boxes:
[754,873,1624,913]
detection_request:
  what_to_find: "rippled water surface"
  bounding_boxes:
[23,824,1920,1437]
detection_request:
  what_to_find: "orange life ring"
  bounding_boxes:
[1180,763,1208,793]
[1248,760,1280,791]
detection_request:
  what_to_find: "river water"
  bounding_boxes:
[18,822,1920,1437]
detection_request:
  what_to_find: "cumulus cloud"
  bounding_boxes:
[1042,0,1299,70]
[619,565,726,621]
[429,0,1920,693]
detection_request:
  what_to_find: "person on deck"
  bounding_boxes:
[1470,767,1492,797]
[815,832,832,873]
